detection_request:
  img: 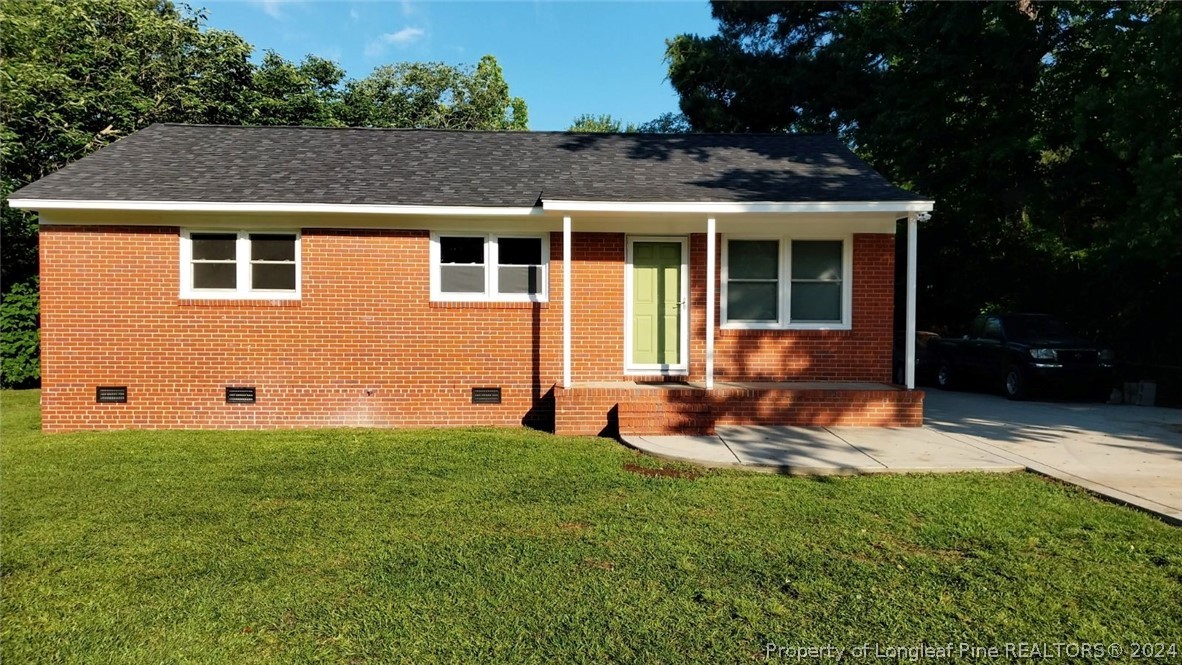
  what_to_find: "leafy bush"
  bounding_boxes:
[1,280,39,388]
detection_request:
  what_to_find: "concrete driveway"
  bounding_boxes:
[923,390,1182,524]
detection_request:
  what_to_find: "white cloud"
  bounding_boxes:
[257,0,285,19]
[365,26,426,57]
[386,26,426,46]
[349,7,361,21]
[401,0,417,17]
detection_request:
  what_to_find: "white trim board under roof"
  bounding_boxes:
[11,198,934,216]
[9,199,541,216]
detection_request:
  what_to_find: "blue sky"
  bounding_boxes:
[200,1,719,130]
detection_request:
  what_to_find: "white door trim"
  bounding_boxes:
[623,236,690,375]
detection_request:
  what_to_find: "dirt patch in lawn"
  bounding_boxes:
[623,463,701,480]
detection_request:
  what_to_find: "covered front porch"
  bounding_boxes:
[548,200,931,437]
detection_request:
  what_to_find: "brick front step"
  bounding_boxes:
[555,384,923,436]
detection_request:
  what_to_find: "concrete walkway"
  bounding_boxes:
[624,426,1023,475]
[621,391,1182,525]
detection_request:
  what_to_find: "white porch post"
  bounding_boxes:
[705,217,716,389]
[562,215,572,389]
[905,213,918,390]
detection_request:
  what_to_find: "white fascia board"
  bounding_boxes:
[7,199,543,216]
[541,199,935,214]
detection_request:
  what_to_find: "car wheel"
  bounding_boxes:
[936,361,955,390]
[1004,366,1028,400]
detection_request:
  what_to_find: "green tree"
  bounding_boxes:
[636,112,692,134]
[341,55,527,130]
[568,114,636,133]
[0,280,39,387]
[251,51,347,126]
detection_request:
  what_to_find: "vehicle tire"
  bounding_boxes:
[936,361,955,390]
[1004,366,1029,401]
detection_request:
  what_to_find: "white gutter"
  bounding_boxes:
[541,200,935,214]
[9,197,936,216]
[5,199,543,217]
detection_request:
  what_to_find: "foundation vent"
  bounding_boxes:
[225,386,257,404]
[96,386,127,403]
[471,387,502,404]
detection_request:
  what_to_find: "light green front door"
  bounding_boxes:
[631,241,682,366]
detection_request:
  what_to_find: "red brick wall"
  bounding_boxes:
[568,233,625,381]
[555,386,922,436]
[617,387,922,434]
[39,226,900,432]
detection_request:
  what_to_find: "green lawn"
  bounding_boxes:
[2,390,1179,663]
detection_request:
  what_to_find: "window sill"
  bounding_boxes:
[179,299,301,308]
[429,301,549,309]
[720,325,851,336]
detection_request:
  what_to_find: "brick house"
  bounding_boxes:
[10,124,933,435]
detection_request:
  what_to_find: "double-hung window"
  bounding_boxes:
[431,233,548,301]
[722,236,850,329]
[181,230,300,299]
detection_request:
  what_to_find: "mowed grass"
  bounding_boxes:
[2,390,1180,663]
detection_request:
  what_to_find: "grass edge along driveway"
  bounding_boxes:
[2,389,1179,663]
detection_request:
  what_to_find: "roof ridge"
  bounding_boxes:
[152,122,835,139]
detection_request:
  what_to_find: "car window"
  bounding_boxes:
[982,317,1004,342]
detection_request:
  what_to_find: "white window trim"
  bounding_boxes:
[429,231,549,302]
[720,234,853,331]
[179,229,301,300]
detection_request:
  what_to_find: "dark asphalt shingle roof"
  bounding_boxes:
[11,123,924,206]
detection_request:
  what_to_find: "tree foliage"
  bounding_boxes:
[568,114,635,133]
[0,280,39,387]
[341,56,527,130]
[251,51,348,127]
[0,0,531,385]
[568,112,691,133]
[667,1,1181,363]
[636,112,692,134]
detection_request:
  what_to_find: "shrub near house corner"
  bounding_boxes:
[0,281,39,388]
